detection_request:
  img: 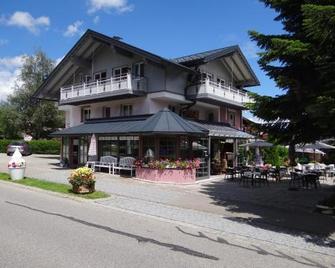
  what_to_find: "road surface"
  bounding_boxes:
[0,182,333,268]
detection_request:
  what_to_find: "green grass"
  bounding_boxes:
[0,172,110,199]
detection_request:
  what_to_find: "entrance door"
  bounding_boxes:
[71,138,79,167]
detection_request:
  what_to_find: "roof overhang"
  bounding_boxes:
[33,29,196,101]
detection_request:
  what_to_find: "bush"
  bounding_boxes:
[0,139,60,154]
[68,167,95,187]
[28,139,61,154]
[263,145,288,167]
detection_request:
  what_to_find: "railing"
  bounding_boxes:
[189,78,252,104]
[60,74,146,101]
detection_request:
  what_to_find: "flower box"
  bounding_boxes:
[68,167,96,194]
[136,167,196,183]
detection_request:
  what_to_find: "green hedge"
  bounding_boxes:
[0,139,61,155]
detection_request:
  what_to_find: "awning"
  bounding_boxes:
[189,121,254,139]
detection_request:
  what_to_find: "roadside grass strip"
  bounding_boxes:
[0,173,109,199]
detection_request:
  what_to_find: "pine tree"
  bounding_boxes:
[248,0,335,165]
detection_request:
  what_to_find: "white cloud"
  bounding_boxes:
[88,0,134,14]
[0,55,24,101]
[0,39,8,46]
[93,15,100,24]
[64,20,83,37]
[241,41,259,60]
[6,11,50,34]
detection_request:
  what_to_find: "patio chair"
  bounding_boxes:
[303,173,320,189]
[240,169,254,186]
[254,168,269,186]
[113,156,136,176]
[289,171,304,188]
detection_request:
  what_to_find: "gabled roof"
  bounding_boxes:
[173,46,238,64]
[33,29,195,100]
[172,46,260,87]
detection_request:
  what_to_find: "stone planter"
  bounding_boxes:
[136,167,196,183]
[71,182,95,194]
[8,167,25,180]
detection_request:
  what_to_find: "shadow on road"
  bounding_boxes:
[176,226,328,268]
[5,201,219,261]
[199,179,335,248]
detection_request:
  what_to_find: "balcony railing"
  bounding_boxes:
[60,74,146,101]
[187,78,252,105]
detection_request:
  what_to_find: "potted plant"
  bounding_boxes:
[8,148,26,180]
[68,167,95,194]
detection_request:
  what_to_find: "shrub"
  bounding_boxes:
[0,139,60,154]
[28,139,60,154]
[68,167,95,187]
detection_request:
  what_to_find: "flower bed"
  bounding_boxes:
[135,159,200,183]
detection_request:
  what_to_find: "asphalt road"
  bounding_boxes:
[0,183,334,268]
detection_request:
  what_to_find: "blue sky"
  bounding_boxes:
[0,0,284,103]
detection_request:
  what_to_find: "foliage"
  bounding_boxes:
[0,173,109,199]
[0,50,64,139]
[262,145,288,167]
[28,139,60,154]
[0,139,60,154]
[135,158,201,170]
[248,1,335,165]
[68,167,96,187]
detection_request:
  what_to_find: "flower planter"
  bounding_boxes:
[136,167,196,183]
[71,182,95,194]
[8,167,25,180]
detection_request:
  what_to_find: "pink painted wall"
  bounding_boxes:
[136,167,196,183]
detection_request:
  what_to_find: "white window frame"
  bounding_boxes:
[81,106,91,122]
[113,65,130,79]
[120,104,133,116]
[217,77,225,88]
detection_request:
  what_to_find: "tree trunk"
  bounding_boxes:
[288,140,296,167]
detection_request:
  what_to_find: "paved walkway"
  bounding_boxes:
[1,154,334,254]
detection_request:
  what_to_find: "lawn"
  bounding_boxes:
[0,173,110,199]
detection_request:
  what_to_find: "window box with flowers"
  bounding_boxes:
[134,159,200,183]
[68,167,96,194]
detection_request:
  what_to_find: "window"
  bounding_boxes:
[201,72,214,82]
[208,112,214,122]
[228,111,236,127]
[134,62,144,78]
[119,136,139,157]
[159,137,177,159]
[98,136,118,157]
[120,104,132,116]
[85,75,92,83]
[103,107,111,118]
[143,137,155,159]
[94,71,107,81]
[168,105,176,113]
[217,78,225,88]
[81,107,91,122]
[180,137,190,159]
[113,66,129,79]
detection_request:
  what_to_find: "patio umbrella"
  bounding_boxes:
[295,147,325,155]
[299,141,335,163]
[240,140,273,166]
[88,134,97,161]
